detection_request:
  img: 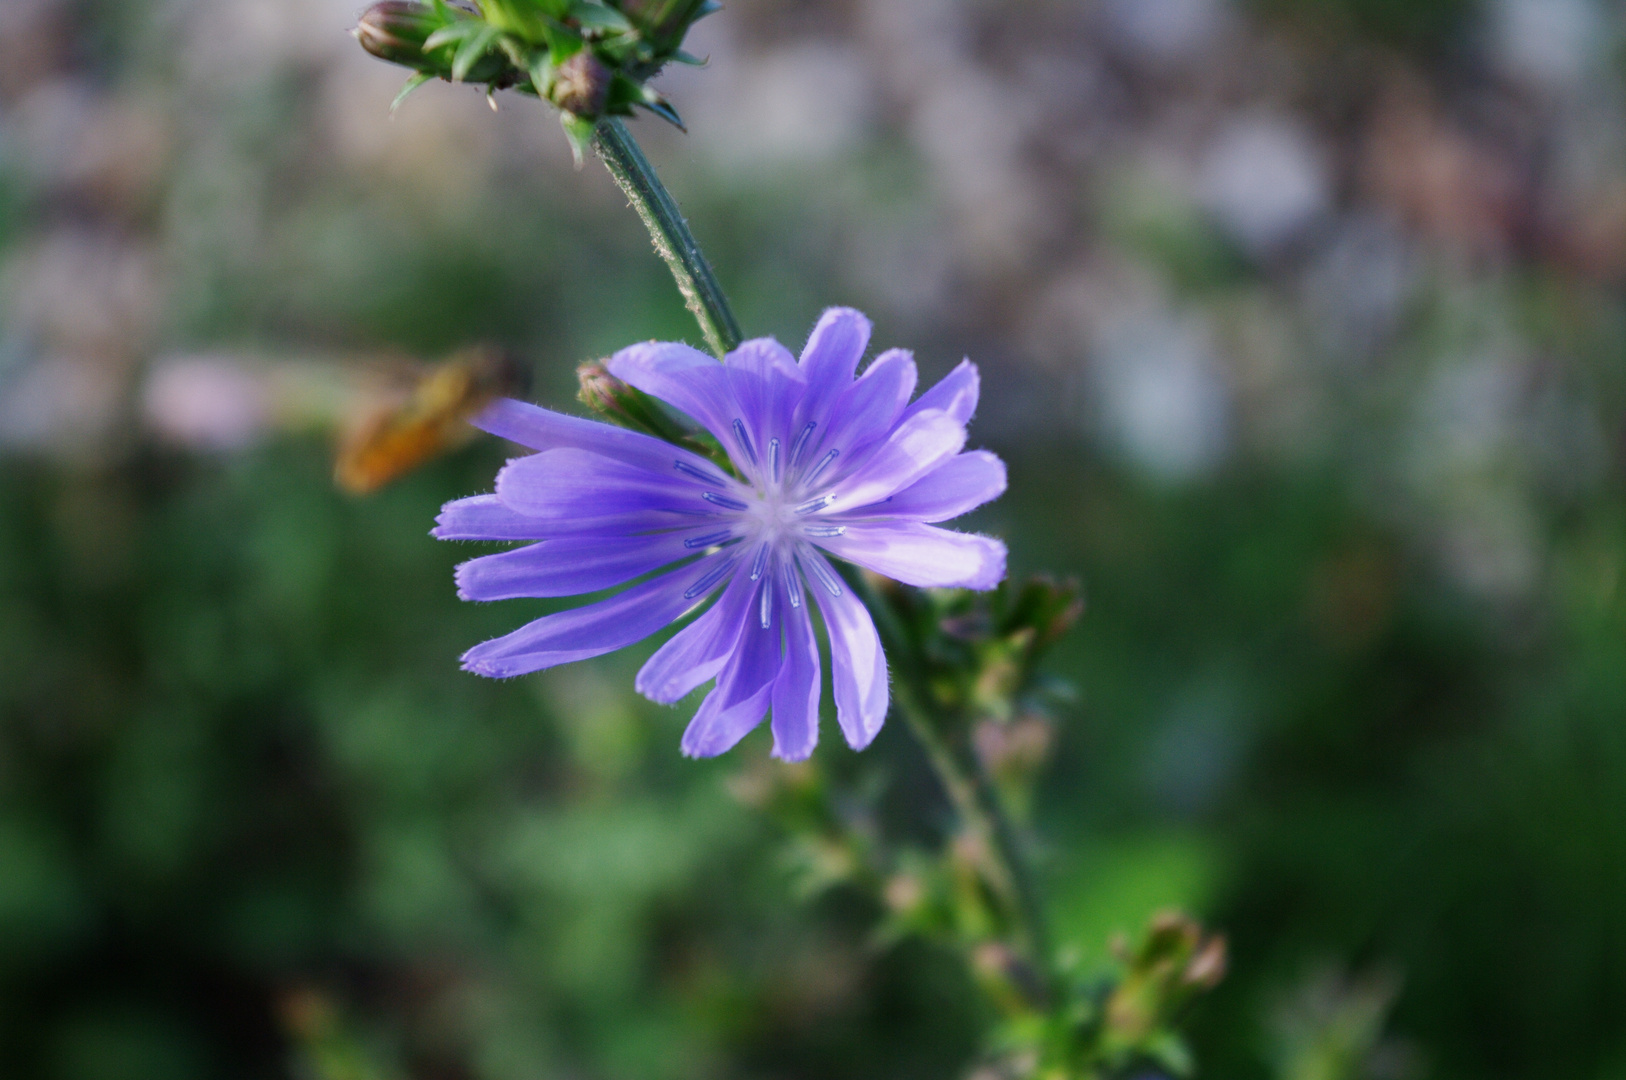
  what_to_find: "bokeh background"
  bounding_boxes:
[4,0,1626,1077]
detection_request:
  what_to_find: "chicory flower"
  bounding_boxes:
[436,308,1007,759]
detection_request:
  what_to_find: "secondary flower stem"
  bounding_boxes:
[853,575,1055,1002]
[593,118,744,359]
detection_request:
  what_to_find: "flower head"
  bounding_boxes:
[435,308,1008,760]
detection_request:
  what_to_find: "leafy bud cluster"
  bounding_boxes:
[353,0,716,155]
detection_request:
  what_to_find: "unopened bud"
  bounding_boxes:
[354,1,438,67]
[577,359,704,449]
[550,50,612,118]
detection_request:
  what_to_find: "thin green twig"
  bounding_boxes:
[592,118,743,359]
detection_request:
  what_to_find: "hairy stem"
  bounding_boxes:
[593,118,743,359]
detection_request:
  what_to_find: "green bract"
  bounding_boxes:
[353,0,716,157]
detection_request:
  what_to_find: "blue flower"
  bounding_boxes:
[435,309,1008,760]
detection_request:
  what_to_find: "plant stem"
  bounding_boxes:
[592,118,743,359]
[853,575,1054,999]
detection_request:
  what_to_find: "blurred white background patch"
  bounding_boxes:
[1198,114,1330,255]
[1102,0,1228,65]
[1090,308,1233,482]
[1489,0,1607,91]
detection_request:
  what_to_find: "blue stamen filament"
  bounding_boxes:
[674,460,725,487]
[702,491,749,511]
[782,562,803,609]
[789,422,817,467]
[808,556,844,597]
[803,448,839,486]
[759,577,774,629]
[732,418,758,466]
[794,494,836,516]
[750,543,769,581]
[804,524,846,538]
[768,438,781,484]
[684,529,735,550]
[685,554,738,599]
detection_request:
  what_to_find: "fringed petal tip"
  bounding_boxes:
[841,714,884,752]
[961,534,1008,592]
[770,741,817,763]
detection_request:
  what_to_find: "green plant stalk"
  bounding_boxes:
[853,576,1055,1003]
[592,118,743,358]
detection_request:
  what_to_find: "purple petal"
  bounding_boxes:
[495,447,725,533]
[827,409,966,512]
[795,308,871,432]
[862,450,1007,523]
[635,564,758,704]
[680,580,782,757]
[433,494,551,541]
[460,550,736,678]
[901,359,979,427]
[770,590,821,762]
[606,341,741,448]
[455,527,724,601]
[815,348,918,470]
[474,397,720,480]
[803,549,888,749]
[724,339,802,463]
[816,522,1006,591]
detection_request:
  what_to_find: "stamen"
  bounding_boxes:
[732,419,758,466]
[759,580,774,629]
[684,529,735,550]
[789,422,817,466]
[768,438,781,483]
[749,543,770,581]
[782,562,803,609]
[701,491,749,511]
[807,556,844,597]
[794,494,836,516]
[803,448,839,486]
[684,555,737,599]
[804,524,846,538]
[674,460,725,487]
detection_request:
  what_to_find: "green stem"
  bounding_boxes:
[853,576,1054,1000]
[592,118,743,359]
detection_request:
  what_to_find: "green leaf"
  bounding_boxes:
[569,1,633,34]
[547,27,584,64]
[390,71,434,113]
[451,25,502,82]
[670,49,706,66]
[560,112,597,166]
[527,50,555,97]
[423,20,479,53]
[638,88,685,131]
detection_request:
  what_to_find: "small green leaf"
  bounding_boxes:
[390,70,434,113]
[547,27,584,65]
[638,88,685,131]
[569,1,633,34]
[423,20,478,53]
[527,50,555,97]
[451,24,502,81]
[671,49,706,66]
[560,112,597,166]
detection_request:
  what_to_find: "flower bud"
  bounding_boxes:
[549,50,612,118]
[354,1,438,67]
[577,359,707,449]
